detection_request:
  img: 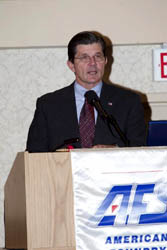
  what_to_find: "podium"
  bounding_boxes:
[5,148,167,250]
[5,151,75,250]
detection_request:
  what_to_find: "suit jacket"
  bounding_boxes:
[26,82,146,152]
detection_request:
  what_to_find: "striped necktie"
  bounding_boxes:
[79,95,95,148]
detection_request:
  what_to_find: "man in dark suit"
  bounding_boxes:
[26,31,146,152]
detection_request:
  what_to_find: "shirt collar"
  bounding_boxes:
[74,81,102,98]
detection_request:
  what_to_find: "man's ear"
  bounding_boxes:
[67,60,75,73]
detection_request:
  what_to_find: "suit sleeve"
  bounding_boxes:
[125,95,146,147]
[26,98,49,152]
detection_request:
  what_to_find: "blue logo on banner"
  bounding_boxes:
[93,184,167,226]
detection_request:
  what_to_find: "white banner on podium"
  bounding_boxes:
[71,147,167,250]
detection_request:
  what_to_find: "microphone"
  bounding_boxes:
[85,90,129,147]
[85,90,108,120]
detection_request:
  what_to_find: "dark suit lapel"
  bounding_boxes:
[62,83,81,147]
[94,83,117,145]
[99,83,115,112]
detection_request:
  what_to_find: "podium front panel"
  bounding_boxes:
[24,152,75,250]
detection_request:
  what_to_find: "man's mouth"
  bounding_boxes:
[88,70,97,75]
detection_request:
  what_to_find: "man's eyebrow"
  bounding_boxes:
[78,52,103,56]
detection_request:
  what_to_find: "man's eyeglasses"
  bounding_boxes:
[74,54,105,63]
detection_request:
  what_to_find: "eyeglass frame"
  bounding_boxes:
[74,53,106,63]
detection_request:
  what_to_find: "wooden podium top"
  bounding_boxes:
[0,249,24,250]
[0,249,25,250]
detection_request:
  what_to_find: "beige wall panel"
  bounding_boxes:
[0,0,167,47]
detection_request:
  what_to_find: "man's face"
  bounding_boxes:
[67,43,107,89]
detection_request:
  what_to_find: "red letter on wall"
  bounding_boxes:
[160,53,167,78]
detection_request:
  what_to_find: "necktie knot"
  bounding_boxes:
[79,95,95,148]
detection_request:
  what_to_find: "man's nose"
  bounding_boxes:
[88,56,96,64]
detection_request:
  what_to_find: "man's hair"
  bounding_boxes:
[68,31,106,63]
